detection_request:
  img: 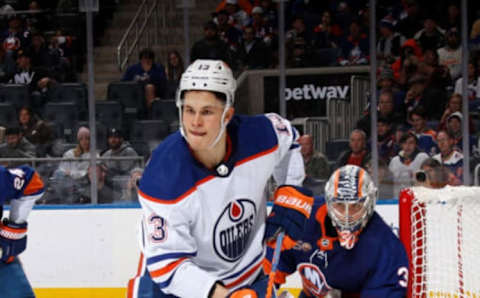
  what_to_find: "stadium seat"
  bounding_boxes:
[43,102,79,142]
[95,101,123,129]
[107,81,144,115]
[151,100,178,125]
[130,140,151,163]
[0,102,17,127]
[0,84,30,109]
[49,82,88,120]
[311,48,341,67]
[325,138,350,161]
[131,120,169,148]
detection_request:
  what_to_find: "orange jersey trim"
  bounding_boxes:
[236,145,278,167]
[262,259,288,285]
[150,257,188,278]
[139,175,215,204]
[23,172,44,195]
[225,259,263,288]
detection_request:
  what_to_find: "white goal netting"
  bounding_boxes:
[399,186,480,297]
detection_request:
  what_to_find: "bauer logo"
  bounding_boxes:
[284,85,349,101]
[298,263,331,296]
[213,199,256,262]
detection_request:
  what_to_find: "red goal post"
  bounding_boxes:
[399,186,480,298]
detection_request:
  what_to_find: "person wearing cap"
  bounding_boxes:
[249,5,275,47]
[377,15,405,64]
[389,132,430,196]
[0,126,36,166]
[122,48,168,118]
[433,130,463,185]
[446,111,477,152]
[437,27,462,80]
[100,128,139,178]
[222,0,250,30]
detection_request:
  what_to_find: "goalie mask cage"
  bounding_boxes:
[399,186,480,298]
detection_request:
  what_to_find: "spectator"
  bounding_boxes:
[437,28,462,81]
[446,112,476,152]
[377,15,405,65]
[286,36,310,68]
[190,21,232,68]
[120,167,143,202]
[17,106,53,156]
[53,126,97,181]
[249,6,275,47]
[335,129,370,170]
[237,25,270,70]
[78,163,119,204]
[122,48,167,117]
[396,0,423,38]
[417,48,451,90]
[356,89,405,137]
[338,19,369,66]
[376,116,399,163]
[414,15,445,51]
[47,29,76,82]
[439,93,475,133]
[27,32,51,69]
[258,0,277,28]
[404,73,446,120]
[416,158,449,188]
[365,158,394,199]
[469,19,480,52]
[23,1,47,33]
[216,0,253,15]
[298,134,330,180]
[0,45,14,82]
[391,38,423,84]
[286,16,312,49]
[0,126,35,166]
[312,10,342,49]
[100,127,139,178]
[408,107,438,156]
[389,132,429,196]
[377,66,405,109]
[440,3,460,32]
[214,9,242,52]
[223,0,250,30]
[1,14,31,67]
[453,61,480,103]
[165,50,184,99]
[433,130,463,185]
[9,48,57,113]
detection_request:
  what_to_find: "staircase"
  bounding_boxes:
[79,0,219,100]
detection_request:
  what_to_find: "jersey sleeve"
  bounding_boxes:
[4,166,45,223]
[138,194,218,297]
[264,113,305,186]
[360,231,409,297]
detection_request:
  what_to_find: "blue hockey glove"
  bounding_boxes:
[0,219,28,263]
[265,185,314,250]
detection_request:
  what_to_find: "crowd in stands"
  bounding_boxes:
[2,0,480,203]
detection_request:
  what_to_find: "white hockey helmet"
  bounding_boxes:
[176,59,236,146]
[324,165,377,233]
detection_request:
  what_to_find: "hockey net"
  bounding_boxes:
[399,186,480,298]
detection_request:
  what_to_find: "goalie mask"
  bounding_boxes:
[176,59,236,148]
[324,165,377,249]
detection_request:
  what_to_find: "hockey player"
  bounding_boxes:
[128,59,312,298]
[0,165,45,298]
[264,165,409,297]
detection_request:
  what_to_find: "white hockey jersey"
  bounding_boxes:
[137,113,305,297]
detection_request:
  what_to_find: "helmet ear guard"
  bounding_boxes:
[175,60,236,145]
[324,165,377,234]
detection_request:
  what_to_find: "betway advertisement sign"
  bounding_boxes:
[264,72,363,117]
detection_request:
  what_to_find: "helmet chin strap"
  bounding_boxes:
[208,104,231,149]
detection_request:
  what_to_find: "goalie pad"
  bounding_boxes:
[0,219,28,263]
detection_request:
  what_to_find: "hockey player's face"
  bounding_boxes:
[182,91,229,151]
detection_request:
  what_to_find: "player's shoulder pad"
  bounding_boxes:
[138,132,210,203]
[229,115,279,160]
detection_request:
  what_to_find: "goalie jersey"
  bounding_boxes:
[0,165,45,220]
[135,114,304,297]
[265,198,408,298]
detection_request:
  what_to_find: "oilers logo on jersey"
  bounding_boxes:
[298,263,332,296]
[213,199,256,262]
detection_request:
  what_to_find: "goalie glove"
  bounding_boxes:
[0,219,28,263]
[265,185,314,250]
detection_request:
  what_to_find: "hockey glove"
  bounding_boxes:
[265,185,314,250]
[227,286,258,298]
[0,219,28,263]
